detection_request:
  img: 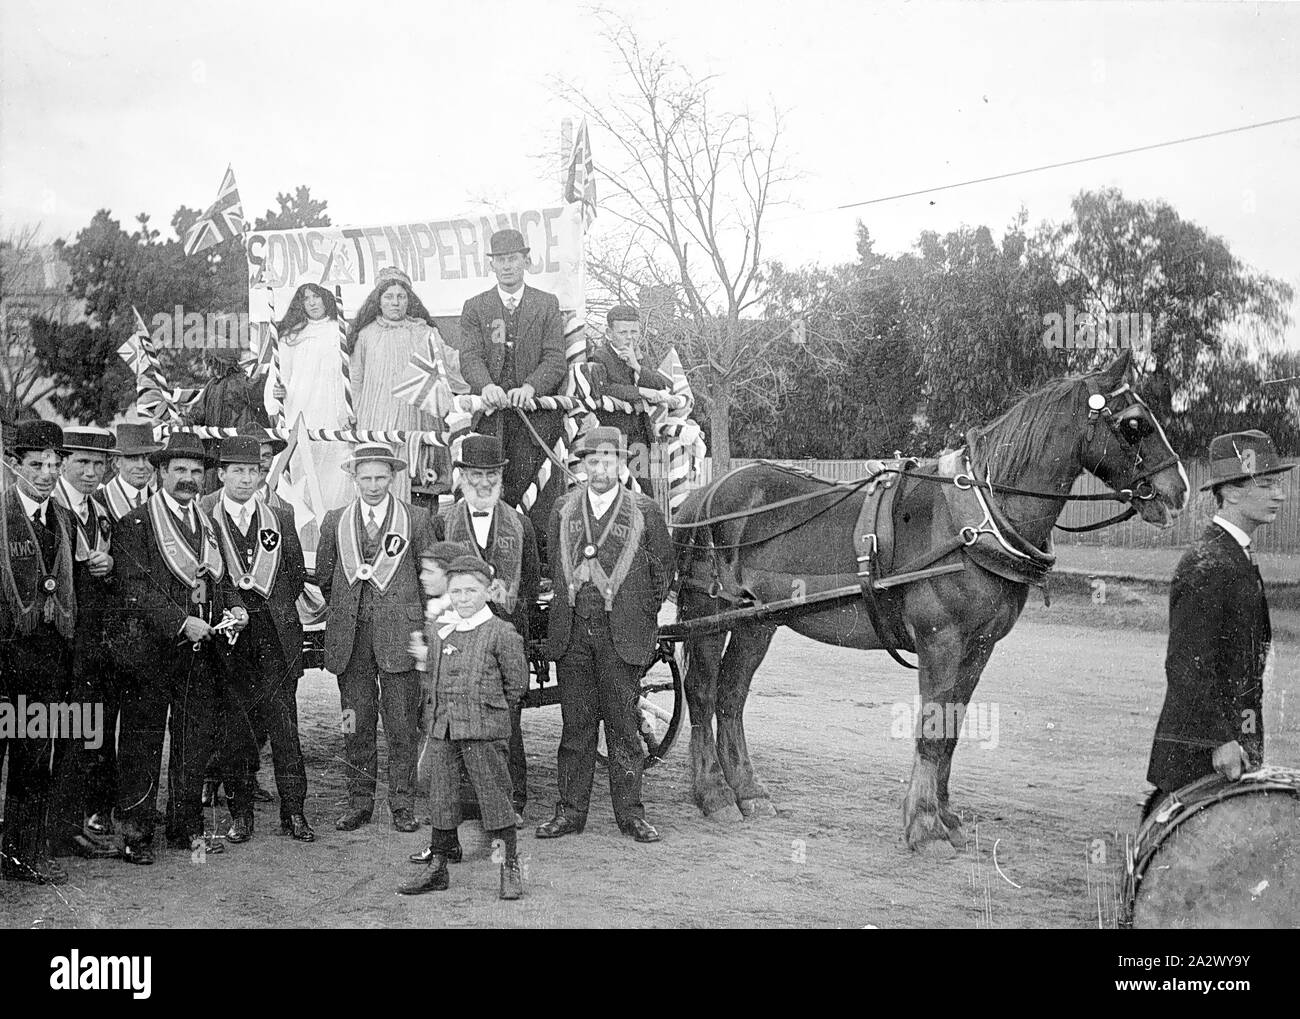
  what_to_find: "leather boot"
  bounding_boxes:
[397,855,449,895]
[500,857,523,900]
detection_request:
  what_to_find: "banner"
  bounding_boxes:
[246,204,584,319]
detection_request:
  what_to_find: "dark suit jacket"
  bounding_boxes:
[546,487,674,667]
[316,501,442,675]
[207,498,307,679]
[1147,524,1269,792]
[588,342,671,451]
[106,500,244,679]
[456,285,566,397]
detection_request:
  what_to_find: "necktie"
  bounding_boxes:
[366,511,380,541]
[135,490,145,508]
[1247,544,1257,567]
[504,295,517,312]
[32,508,43,529]
[238,506,250,533]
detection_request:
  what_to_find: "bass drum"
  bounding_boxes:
[1124,767,1300,929]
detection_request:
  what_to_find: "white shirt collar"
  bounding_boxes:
[587,483,619,518]
[437,604,495,639]
[16,487,50,521]
[160,489,196,524]
[360,494,391,524]
[59,479,90,515]
[498,285,525,310]
[1212,515,1252,552]
[223,494,256,524]
[116,477,146,499]
[468,503,494,543]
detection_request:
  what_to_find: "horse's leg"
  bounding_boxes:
[715,621,779,818]
[902,629,965,851]
[682,619,743,824]
[935,641,996,835]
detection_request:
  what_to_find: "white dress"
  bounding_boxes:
[267,317,354,511]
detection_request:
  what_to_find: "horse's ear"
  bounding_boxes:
[1094,350,1132,391]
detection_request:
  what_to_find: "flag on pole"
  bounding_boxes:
[564,118,597,227]
[183,166,244,257]
[119,308,182,423]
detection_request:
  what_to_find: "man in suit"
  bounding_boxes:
[317,443,441,833]
[456,228,568,505]
[588,304,672,495]
[537,427,674,843]
[109,433,248,864]
[1144,430,1291,819]
[98,423,160,522]
[205,435,313,844]
[47,427,121,860]
[0,421,77,884]
[441,434,539,824]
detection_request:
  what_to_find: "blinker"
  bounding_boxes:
[1087,393,1106,412]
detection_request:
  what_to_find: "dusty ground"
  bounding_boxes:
[3,583,1297,929]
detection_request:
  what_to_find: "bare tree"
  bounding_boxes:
[0,224,67,423]
[554,13,801,469]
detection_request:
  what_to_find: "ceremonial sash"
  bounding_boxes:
[100,476,151,522]
[147,494,224,591]
[557,486,645,612]
[212,499,282,598]
[54,479,111,562]
[1,489,76,637]
[337,499,411,594]
[444,502,523,613]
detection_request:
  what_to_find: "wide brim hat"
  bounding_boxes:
[237,420,287,455]
[149,432,218,469]
[454,434,509,471]
[61,426,115,455]
[112,422,164,457]
[215,435,262,466]
[12,419,66,455]
[487,228,529,257]
[573,426,628,458]
[341,442,407,474]
[1200,429,1295,491]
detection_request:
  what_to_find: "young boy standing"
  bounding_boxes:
[399,555,528,900]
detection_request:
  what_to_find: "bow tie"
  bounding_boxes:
[471,511,490,518]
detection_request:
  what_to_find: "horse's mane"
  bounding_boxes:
[966,375,1087,484]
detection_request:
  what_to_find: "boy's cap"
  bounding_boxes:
[446,555,494,584]
[422,541,472,568]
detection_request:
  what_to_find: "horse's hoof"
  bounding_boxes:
[739,797,777,819]
[704,803,745,824]
[904,810,963,854]
[938,805,962,831]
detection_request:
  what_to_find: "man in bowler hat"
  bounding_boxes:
[537,427,674,843]
[1144,429,1291,819]
[455,228,568,506]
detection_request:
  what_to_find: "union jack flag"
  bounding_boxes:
[183,166,244,257]
[392,329,472,442]
[564,118,597,227]
[119,307,182,423]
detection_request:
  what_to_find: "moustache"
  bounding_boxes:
[174,481,200,494]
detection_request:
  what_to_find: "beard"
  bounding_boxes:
[461,481,502,510]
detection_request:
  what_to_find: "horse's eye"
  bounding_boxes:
[1120,416,1154,442]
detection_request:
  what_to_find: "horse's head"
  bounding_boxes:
[1075,352,1188,527]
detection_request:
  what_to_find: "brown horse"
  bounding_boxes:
[673,353,1189,850]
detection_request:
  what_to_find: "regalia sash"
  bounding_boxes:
[443,501,523,613]
[1,488,77,637]
[557,486,645,612]
[54,478,111,562]
[337,499,411,594]
[100,476,152,522]
[212,499,282,598]
[147,494,224,591]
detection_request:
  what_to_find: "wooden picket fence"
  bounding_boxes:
[663,457,1300,554]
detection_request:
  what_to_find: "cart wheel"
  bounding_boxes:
[596,639,684,768]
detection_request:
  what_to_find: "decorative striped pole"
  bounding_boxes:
[265,288,285,428]
[335,284,355,427]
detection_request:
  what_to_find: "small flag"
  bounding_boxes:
[184,166,244,257]
[564,118,597,227]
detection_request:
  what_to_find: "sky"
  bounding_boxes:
[3,0,1298,340]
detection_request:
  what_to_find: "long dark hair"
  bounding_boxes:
[276,283,340,338]
[346,280,435,354]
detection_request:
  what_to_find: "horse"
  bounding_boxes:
[672,352,1189,851]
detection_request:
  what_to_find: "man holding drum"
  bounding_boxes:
[1144,429,1291,819]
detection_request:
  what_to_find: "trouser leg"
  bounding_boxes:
[555,623,600,822]
[595,640,647,826]
[116,670,170,845]
[336,626,379,811]
[85,666,123,819]
[165,653,218,842]
[378,669,420,813]
[219,664,258,823]
[460,739,515,831]
[507,704,526,813]
[256,641,306,819]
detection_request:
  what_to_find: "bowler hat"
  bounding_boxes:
[1201,430,1295,491]
[149,432,217,469]
[237,420,287,455]
[62,427,115,454]
[487,229,529,258]
[573,426,627,459]
[216,435,262,466]
[113,423,163,457]
[341,442,407,474]
[454,434,509,471]
[12,420,65,455]
[446,554,494,585]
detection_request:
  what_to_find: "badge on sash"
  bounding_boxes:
[382,533,407,558]
[583,544,597,559]
[238,575,255,590]
[259,529,280,552]
[98,517,111,540]
[41,575,58,595]
[356,564,375,581]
